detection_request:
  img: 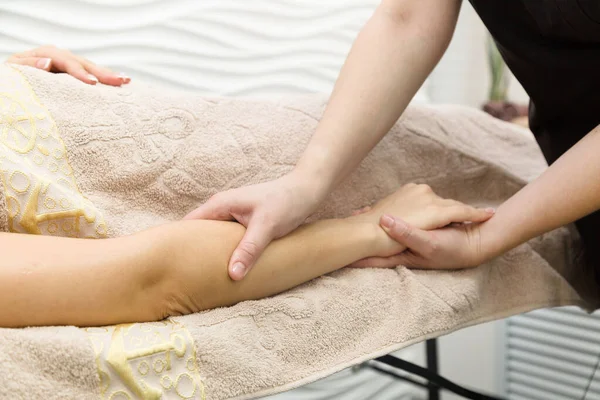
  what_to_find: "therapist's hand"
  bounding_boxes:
[7,45,130,86]
[184,172,328,280]
[350,214,492,269]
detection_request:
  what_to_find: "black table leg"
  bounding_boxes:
[427,339,440,400]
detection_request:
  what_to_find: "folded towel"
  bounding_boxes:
[0,64,596,400]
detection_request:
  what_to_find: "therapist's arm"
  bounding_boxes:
[371,125,600,269]
[186,0,463,280]
[294,0,461,189]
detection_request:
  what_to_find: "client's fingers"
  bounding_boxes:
[382,252,426,269]
[84,61,129,86]
[441,202,495,225]
[438,199,495,227]
[228,222,272,281]
[51,56,98,85]
[7,56,52,71]
[380,215,435,257]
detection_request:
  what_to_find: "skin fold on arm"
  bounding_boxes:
[0,184,491,328]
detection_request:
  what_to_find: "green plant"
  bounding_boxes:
[487,35,509,102]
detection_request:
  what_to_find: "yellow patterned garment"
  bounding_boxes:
[85,320,205,400]
[0,64,106,237]
[0,64,206,399]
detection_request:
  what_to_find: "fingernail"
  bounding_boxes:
[232,262,247,278]
[36,58,51,70]
[381,215,395,229]
[485,208,496,214]
[88,74,98,83]
[118,72,131,82]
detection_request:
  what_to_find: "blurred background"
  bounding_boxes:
[1,1,598,399]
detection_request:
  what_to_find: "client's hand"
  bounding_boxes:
[350,183,494,267]
[7,45,130,86]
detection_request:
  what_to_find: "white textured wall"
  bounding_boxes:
[0,0,431,101]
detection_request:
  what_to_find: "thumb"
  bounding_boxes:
[229,222,273,280]
[10,57,52,71]
[380,215,435,258]
[444,203,495,225]
[183,195,235,221]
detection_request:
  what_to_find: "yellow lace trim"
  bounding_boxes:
[84,319,206,400]
[0,64,106,237]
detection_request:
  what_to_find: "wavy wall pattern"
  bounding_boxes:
[0,1,423,398]
[0,0,429,99]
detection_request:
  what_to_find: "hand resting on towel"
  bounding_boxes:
[0,184,491,328]
[7,45,130,86]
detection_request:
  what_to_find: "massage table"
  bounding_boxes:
[0,64,598,400]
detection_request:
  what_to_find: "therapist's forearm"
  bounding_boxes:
[294,0,461,191]
[481,125,600,258]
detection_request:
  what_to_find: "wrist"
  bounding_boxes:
[476,213,520,263]
[346,215,405,257]
[287,166,332,205]
[292,152,336,197]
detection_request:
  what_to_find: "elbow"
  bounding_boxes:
[376,0,460,47]
[378,0,419,26]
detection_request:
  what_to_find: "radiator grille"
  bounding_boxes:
[506,307,600,400]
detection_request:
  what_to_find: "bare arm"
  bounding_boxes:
[0,184,490,327]
[294,0,462,191]
[0,216,384,328]
[154,218,385,316]
[480,125,600,259]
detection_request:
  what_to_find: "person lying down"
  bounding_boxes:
[0,47,495,329]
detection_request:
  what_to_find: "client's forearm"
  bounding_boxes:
[154,218,387,315]
[0,217,388,327]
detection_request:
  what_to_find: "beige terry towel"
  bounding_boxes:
[0,64,596,400]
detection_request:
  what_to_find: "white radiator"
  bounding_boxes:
[506,307,600,400]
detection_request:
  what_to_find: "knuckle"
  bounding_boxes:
[255,215,277,233]
[394,223,412,239]
[448,205,463,215]
[38,45,55,53]
[426,203,440,213]
[422,238,439,258]
[417,183,433,194]
[209,191,229,204]
[237,241,261,259]
[461,205,476,217]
